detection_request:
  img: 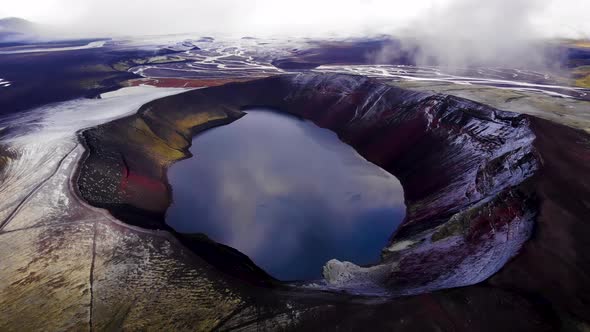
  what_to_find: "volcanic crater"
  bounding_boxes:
[74,73,590,328]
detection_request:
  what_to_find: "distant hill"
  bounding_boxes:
[0,17,36,32]
[0,17,40,44]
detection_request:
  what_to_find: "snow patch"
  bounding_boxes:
[386,240,415,252]
[311,259,392,295]
[0,40,106,55]
[0,86,185,229]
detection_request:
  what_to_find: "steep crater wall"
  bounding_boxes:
[76,74,590,319]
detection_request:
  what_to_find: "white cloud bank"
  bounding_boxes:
[0,0,588,39]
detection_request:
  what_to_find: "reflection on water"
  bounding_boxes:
[166,109,405,280]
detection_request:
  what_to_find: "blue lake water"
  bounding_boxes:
[166,109,405,281]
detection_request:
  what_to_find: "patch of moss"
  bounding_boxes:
[112,61,132,72]
[575,75,590,88]
[573,41,590,48]
[573,66,590,88]
[112,56,187,72]
[431,208,476,242]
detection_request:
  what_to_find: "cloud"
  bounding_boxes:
[370,0,581,68]
[1,0,587,39]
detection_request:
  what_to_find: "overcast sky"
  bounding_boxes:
[1,0,588,39]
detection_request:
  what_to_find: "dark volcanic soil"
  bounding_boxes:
[0,43,191,115]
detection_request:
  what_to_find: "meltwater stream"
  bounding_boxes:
[166,109,405,280]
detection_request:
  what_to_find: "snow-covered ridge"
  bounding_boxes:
[0,40,106,55]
